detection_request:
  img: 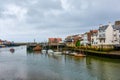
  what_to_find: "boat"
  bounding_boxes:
[33,45,41,51]
[69,52,77,56]
[47,49,54,54]
[0,45,5,48]
[53,51,62,55]
[42,50,47,54]
[10,48,15,53]
[63,51,71,55]
[74,53,86,57]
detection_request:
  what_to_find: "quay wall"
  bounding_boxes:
[64,47,120,59]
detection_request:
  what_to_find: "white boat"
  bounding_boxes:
[74,53,86,57]
[47,49,54,54]
[63,51,70,55]
[53,51,62,55]
[70,52,77,56]
[42,50,47,54]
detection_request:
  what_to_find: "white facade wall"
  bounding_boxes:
[105,24,114,44]
[81,33,89,46]
[97,30,104,45]
[91,33,98,45]
[113,29,120,44]
[98,23,114,45]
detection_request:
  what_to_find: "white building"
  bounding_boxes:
[81,33,90,46]
[97,23,114,45]
[91,30,98,45]
[112,22,120,45]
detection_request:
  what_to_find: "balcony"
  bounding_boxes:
[99,31,105,34]
[98,35,106,39]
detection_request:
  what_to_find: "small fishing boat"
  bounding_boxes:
[10,48,15,53]
[54,51,62,55]
[69,52,77,56]
[42,50,47,53]
[0,45,5,48]
[74,54,86,57]
[47,49,54,54]
[63,51,70,55]
[33,45,41,51]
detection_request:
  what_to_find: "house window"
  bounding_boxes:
[114,34,117,37]
[100,40,101,43]
[104,39,105,43]
[114,29,116,31]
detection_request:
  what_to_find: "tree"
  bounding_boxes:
[76,40,81,47]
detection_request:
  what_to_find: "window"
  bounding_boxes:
[104,39,105,43]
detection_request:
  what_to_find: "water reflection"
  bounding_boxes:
[0,47,120,80]
[85,56,120,80]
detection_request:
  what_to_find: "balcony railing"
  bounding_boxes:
[98,35,106,39]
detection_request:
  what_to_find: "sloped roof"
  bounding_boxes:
[93,30,98,33]
[90,30,98,35]
[99,25,108,31]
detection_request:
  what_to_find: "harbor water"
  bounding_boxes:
[0,46,120,80]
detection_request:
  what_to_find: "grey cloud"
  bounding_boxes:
[0,0,120,42]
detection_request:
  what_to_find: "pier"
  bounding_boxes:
[17,42,66,51]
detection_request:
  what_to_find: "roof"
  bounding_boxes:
[92,30,98,33]
[90,30,98,35]
[99,25,108,31]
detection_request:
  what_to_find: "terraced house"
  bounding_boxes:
[64,21,120,48]
[65,34,82,47]
[112,21,120,45]
[90,30,98,46]
[97,21,120,46]
[97,22,114,45]
[81,32,90,46]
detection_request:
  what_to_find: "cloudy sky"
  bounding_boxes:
[0,0,120,42]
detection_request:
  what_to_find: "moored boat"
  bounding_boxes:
[74,53,86,57]
[0,45,6,48]
[10,48,15,53]
[54,51,62,55]
[47,49,54,54]
[33,45,41,51]
[42,50,47,53]
[69,52,77,56]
